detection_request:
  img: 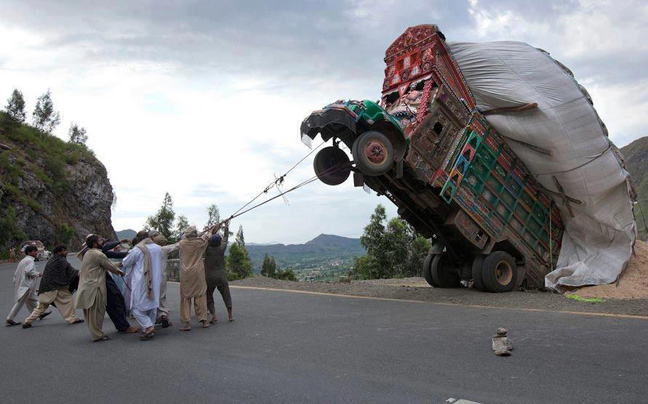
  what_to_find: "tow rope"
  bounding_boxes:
[218,142,349,224]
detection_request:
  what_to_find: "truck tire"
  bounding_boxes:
[423,253,439,287]
[471,255,486,291]
[313,146,351,186]
[352,131,394,176]
[431,254,460,288]
[481,251,517,293]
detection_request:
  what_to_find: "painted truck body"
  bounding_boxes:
[301,25,564,292]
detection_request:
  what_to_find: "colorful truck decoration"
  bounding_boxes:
[301,24,564,292]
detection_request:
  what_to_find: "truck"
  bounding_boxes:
[300,24,564,292]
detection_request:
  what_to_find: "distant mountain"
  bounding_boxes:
[245,234,365,271]
[621,137,648,238]
[116,229,137,241]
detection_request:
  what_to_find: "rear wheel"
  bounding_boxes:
[352,131,394,176]
[431,254,461,288]
[422,253,439,287]
[313,146,351,186]
[471,255,486,291]
[481,251,517,293]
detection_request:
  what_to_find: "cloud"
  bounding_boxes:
[0,0,645,243]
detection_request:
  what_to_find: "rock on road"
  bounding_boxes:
[1,258,647,403]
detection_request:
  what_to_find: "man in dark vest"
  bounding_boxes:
[22,245,84,328]
[205,220,234,323]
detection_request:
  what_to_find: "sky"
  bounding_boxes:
[1,0,646,244]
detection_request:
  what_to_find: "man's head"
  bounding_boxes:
[53,245,68,256]
[152,233,167,246]
[209,234,222,247]
[183,226,198,239]
[24,245,37,257]
[86,235,101,249]
[136,230,150,242]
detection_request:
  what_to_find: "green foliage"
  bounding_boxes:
[350,204,431,280]
[261,253,277,277]
[0,207,27,247]
[235,225,245,246]
[68,123,88,145]
[146,192,176,239]
[205,204,220,230]
[274,268,297,281]
[174,214,189,241]
[5,89,26,123]
[32,90,61,134]
[55,222,75,245]
[228,242,253,279]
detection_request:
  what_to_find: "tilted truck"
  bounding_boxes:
[300,24,564,292]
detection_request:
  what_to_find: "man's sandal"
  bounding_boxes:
[179,323,191,331]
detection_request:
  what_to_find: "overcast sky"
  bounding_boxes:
[1,0,646,243]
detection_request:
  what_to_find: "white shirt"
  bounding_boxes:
[122,243,163,311]
[14,255,39,300]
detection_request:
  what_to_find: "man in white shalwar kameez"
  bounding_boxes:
[122,231,163,340]
[6,245,47,326]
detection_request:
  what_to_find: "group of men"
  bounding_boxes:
[6,220,233,342]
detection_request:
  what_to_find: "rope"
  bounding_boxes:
[230,141,326,217]
[221,162,351,223]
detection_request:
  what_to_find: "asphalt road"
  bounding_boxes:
[1,257,647,404]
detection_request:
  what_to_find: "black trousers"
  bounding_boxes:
[105,275,130,331]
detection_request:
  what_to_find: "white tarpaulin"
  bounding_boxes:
[448,41,636,290]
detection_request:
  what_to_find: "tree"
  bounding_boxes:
[351,204,430,280]
[68,123,88,145]
[32,89,61,133]
[5,89,26,123]
[174,214,189,241]
[146,192,176,239]
[261,254,277,277]
[261,253,271,276]
[235,225,245,247]
[205,204,220,231]
[228,242,252,279]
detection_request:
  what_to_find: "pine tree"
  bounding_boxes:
[205,204,220,230]
[261,253,270,277]
[228,243,252,279]
[5,89,26,123]
[235,225,245,247]
[32,89,61,133]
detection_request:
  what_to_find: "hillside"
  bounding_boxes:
[116,229,137,241]
[620,137,648,238]
[0,112,115,252]
[246,234,365,272]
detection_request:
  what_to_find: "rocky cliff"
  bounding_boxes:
[0,112,115,251]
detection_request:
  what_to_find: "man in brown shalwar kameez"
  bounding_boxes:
[74,235,125,342]
[178,226,211,331]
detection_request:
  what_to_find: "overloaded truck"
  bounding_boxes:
[300,24,564,292]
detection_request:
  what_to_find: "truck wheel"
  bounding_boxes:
[423,253,439,287]
[313,146,351,186]
[481,251,517,293]
[352,131,394,176]
[471,255,486,291]
[431,254,460,288]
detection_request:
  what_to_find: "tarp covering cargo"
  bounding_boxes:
[448,41,636,290]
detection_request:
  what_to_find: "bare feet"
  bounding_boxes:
[227,308,234,322]
[179,323,191,331]
[210,314,218,324]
